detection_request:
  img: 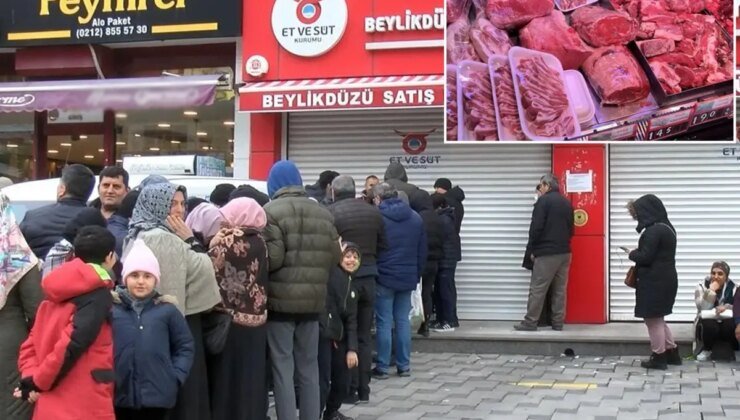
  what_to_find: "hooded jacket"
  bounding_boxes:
[437,207,461,265]
[20,197,90,260]
[410,192,445,262]
[329,192,386,274]
[18,258,115,420]
[264,186,341,317]
[112,289,194,410]
[377,198,427,292]
[321,264,359,351]
[526,188,574,257]
[445,186,466,234]
[628,194,678,319]
[384,163,428,207]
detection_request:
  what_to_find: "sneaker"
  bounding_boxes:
[513,323,537,332]
[431,322,455,332]
[397,369,411,377]
[427,320,441,330]
[342,392,359,405]
[696,350,711,361]
[371,368,389,380]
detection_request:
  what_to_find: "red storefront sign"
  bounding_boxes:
[240,0,444,112]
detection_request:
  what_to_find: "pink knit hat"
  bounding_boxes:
[122,239,161,287]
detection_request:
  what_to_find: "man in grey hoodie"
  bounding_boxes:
[383,163,427,207]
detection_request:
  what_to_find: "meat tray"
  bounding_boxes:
[508,46,582,141]
[456,60,497,141]
[554,0,599,13]
[563,70,595,125]
[488,55,524,141]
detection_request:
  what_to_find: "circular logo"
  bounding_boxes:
[272,0,348,57]
[574,209,589,227]
[402,135,427,155]
[296,0,322,24]
[245,55,269,77]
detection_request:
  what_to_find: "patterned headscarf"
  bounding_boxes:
[0,194,38,310]
[186,202,225,239]
[127,183,186,241]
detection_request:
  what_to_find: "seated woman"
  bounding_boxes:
[694,261,737,361]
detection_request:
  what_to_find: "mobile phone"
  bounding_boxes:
[619,246,630,253]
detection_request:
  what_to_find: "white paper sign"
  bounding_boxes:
[566,170,592,193]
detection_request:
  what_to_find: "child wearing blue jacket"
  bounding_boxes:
[112,239,195,420]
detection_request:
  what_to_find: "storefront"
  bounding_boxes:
[0,0,242,181]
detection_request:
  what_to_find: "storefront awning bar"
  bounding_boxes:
[0,75,223,112]
[240,75,444,93]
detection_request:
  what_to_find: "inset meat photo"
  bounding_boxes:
[444,0,734,142]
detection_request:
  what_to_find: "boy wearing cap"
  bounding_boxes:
[112,239,194,420]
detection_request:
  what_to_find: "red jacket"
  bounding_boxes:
[18,258,115,420]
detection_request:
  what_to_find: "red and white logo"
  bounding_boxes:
[397,129,435,155]
[296,0,322,24]
[272,0,348,57]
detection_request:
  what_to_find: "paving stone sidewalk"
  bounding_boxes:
[315,352,740,420]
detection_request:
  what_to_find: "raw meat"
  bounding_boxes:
[582,46,649,105]
[705,0,732,33]
[637,39,675,57]
[447,71,458,140]
[648,60,681,94]
[571,6,637,47]
[470,17,513,61]
[519,10,593,70]
[447,0,471,24]
[447,20,477,64]
[485,0,554,30]
[516,56,576,138]
[460,67,498,140]
[637,22,657,39]
[559,0,591,9]
[491,60,526,140]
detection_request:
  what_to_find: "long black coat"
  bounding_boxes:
[628,195,678,319]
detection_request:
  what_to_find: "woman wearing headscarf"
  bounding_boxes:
[0,193,43,420]
[694,261,737,361]
[185,202,225,246]
[627,194,679,370]
[207,197,269,420]
[125,183,221,420]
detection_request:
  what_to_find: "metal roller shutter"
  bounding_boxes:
[609,144,740,321]
[287,109,552,320]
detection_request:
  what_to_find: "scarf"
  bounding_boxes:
[219,197,267,230]
[186,202,225,240]
[127,183,184,244]
[0,194,38,310]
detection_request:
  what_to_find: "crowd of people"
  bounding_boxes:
[0,161,466,420]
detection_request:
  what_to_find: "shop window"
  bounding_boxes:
[0,112,34,182]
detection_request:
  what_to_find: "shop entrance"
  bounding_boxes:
[43,110,116,177]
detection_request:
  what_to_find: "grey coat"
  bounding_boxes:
[0,267,43,420]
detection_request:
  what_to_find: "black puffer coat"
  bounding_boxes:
[264,187,341,316]
[329,193,386,268]
[628,194,678,319]
[445,186,465,234]
[410,192,445,262]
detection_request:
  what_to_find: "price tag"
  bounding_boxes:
[646,108,693,140]
[689,94,733,127]
[588,124,637,141]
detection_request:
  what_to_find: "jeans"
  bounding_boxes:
[421,261,439,323]
[375,284,412,373]
[435,263,457,324]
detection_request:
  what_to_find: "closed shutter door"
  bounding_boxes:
[609,144,740,321]
[287,109,552,320]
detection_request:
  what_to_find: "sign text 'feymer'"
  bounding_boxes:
[1,0,240,46]
[365,8,445,33]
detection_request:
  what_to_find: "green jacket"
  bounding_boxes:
[264,187,341,315]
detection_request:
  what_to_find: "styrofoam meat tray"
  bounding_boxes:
[446,64,458,141]
[456,60,496,141]
[563,70,595,125]
[554,0,598,13]
[488,54,523,141]
[508,46,582,141]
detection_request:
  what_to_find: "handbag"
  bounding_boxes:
[624,266,637,289]
[201,310,232,355]
[700,309,733,320]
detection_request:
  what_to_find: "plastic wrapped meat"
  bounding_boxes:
[519,10,593,70]
[516,56,575,138]
[582,46,650,104]
[470,17,513,62]
[461,67,498,140]
[491,61,525,140]
[447,71,458,140]
[559,0,590,8]
[571,6,638,47]
[485,0,554,30]
[447,19,477,64]
[447,0,472,24]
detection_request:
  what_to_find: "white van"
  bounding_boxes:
[0,176,268,222]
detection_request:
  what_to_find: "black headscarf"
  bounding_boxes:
[632,194,675,234]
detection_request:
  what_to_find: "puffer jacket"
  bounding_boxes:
[437,207,461,266]
[377,198,427,292]
[20,197,89,259]
[445,186,465,234]
[329,192,386,270]
[384,163,428,207]
[410,192,444,262]
[264,186,341,316]
[112,289,194,410]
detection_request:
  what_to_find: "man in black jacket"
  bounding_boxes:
[515,174,575,332]
[434,178,465,235]
[410,192,445,336]
[384,163,427,206]
[20,164,96,259]
[328,175,385,403]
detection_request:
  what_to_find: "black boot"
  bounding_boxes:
[666,346,682,366]
[417,321,430,337]
[640,352,668,370]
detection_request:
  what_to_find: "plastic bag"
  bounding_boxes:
[410,282,424,329]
